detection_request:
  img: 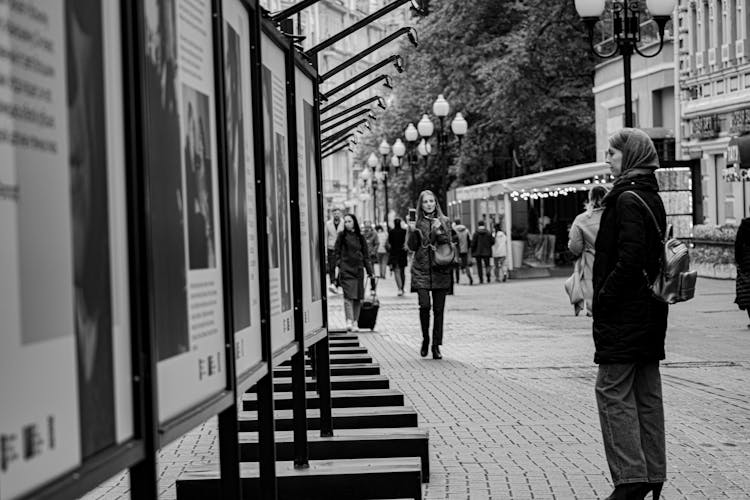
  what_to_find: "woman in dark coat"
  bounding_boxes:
[407,190,453,359]
[334,214,374,331]
[734,216,750,325]
[388,218,408,296]
[593,128,668,500]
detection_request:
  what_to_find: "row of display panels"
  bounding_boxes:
[0,0,325,498]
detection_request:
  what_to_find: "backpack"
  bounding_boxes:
[626,191,698,304]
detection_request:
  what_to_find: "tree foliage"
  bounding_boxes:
[350,0,598,215]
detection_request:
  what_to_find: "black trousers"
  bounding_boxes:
[417,289,448,346]
[475,256,491,282]
[327,248,336,283]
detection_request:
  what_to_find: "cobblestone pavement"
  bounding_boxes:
[83,272,750,499]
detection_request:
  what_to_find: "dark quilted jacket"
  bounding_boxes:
[592,172,668,364]
[407,216,453,292]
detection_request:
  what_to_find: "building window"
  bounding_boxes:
[703,0,711,52]
[716,79,725,94]
[715,0,723,49]
[731,75,739,91]
[703,82,712,96]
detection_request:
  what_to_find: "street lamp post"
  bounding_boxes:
[412,95,468,205]
[574,0,676,128]
[404,122,419,202]
[367,153,380,222]
[378,140,391,222]
[359,165,373,222]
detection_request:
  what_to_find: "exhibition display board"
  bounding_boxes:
[0,1,135,497]
[222,0,264,383]
[139,0,228,424]
[260,32,295,351]
[294,67,326,338]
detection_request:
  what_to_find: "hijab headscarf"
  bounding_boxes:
[610,128,660,173]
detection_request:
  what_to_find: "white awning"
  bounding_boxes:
[454,162,611,200]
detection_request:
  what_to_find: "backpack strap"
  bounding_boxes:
[623,191,664,243]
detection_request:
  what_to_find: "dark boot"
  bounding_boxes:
[649,483,663,500]
[604,482,650,500]
[431,345,442,360]
[419,308,430,357]
[420,340,429,357]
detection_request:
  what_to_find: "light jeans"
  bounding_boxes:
[344,298,362,324]
[595,361,666,486]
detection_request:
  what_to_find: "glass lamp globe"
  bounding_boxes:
[417,139,432,157]
[367,152,379,168]
[646,0,676,16]
[451,112,468,136]
[391,154,400,167]
[574,0,605,18]
[433,94,450,117]
[417,114,434,137]
[404,123,419,142]
[378,139,391,156]
[360,166,371,181]
[392,138,406,157]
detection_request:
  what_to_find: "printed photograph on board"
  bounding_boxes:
[275,132,292,313]
[142,0,189,360]
[224,21,251,331]
[183,84,216,270]
[261,66,279,269]
[304,101,322,303]
[65,0,116,459]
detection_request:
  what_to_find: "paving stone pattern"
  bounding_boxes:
[82,273,750,499]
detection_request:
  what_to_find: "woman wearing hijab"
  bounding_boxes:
[567,185,608,316]
[407,190,453,359]
[334,214,374,331]
[593,128,668,500]
[734,214,750,325]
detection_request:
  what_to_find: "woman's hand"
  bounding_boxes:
[407,220,417,231]
[431,218,441,230]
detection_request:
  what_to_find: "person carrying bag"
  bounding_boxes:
[407,190,453,360]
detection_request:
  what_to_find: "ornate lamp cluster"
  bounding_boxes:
[574,0,676,128]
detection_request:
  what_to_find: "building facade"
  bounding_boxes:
[593,38,676,161]
[678,0,750,224]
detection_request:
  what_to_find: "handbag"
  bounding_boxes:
[564,259,585,305]
[419,227,458,267]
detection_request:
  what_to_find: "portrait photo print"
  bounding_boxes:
[182,84,216,270]
[142,0,189,361]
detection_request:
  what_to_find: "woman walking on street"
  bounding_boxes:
[376,225,389,279]
[567,185,608,316]
[734,212,750,326]
[388,218,408,296]
[407,190,453,359]
[593,128,668,500]
[335,214,374,332]
[491,223,508,283]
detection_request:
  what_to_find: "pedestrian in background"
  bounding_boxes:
[334,214,374,332]
[471,220,493,284]
[388,218,408,296]
[491,223,508,283]
[593,128,668,500]
[325,208,344,293]
[362,220,379,270]
[376,225,389,279]
[734,211,750,327]
[453,219,473,285]
[408,190,453,360]
[566,185,608,316]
